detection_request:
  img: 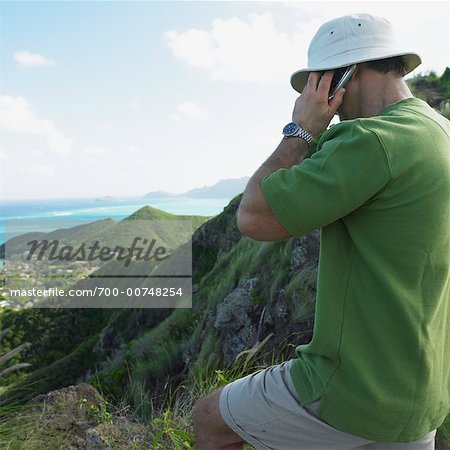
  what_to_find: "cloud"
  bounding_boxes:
[172,101,208,122]
[82,146,107,157]
[128,145,143,154]
[29,149,46,158]
[14,51,56,67]
[81,146,107,164]
[19,165,55,176]
[0,150,10,162]
[164,11,311,84]
[281,2,450,75]
[0,96,72,155]
[165,29,217,70]
[129,99,142,111]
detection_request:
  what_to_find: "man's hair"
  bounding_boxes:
[365,56,409,77]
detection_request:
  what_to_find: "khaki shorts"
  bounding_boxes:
[219,359,437,450]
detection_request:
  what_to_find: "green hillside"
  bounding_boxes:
[1,205,208,309]
[2,205,209,258]
[407,67,450,118]
[125,205,208,227]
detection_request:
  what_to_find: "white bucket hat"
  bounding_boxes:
[291,13,421,93]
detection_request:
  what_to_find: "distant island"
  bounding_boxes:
[144,177,250,199]
[93,196,116,202]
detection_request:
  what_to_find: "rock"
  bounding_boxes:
[214,278,260,365]
[290,232,320,274]
[185,229,320,369]
[32,382,100,414]
[85,428,107,449]
[94,326,122,359]
[192,195,243,283]
[20,384,151,449]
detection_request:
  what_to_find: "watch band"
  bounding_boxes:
[282,122,314,147]
[291,127,313,147]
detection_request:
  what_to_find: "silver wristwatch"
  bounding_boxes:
[282,122,313,147]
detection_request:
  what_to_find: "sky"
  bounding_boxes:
[0,0,449,200]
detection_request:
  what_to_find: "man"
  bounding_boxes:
[193,13,450,450]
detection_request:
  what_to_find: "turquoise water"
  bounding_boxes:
[0,197,231,244]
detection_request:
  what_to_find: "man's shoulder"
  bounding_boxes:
[317,119,382,152]
[319,98,450,151]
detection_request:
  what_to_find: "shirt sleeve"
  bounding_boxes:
[261,120,393,236]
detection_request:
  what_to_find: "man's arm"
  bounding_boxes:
[237,71,346,241]
[237,137,309,241]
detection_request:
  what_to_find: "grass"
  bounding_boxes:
[192,331,222,376]
[407,68,450,114]
[90,308,197,420]
[87,337,276,449]
[146,338,285,450]
[197,237,298,313]
[2,344,450,449]
[285,264,317,320]
[0,329,31,382]
[0,404,36,449]
[437,413,450,449]
[439,102,450,120]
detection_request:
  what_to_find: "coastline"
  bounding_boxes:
[0,196,230,245]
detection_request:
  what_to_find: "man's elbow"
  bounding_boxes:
[237,207,261,239]
[237,207,290,241]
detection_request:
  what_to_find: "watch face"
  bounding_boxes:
[283,122,298,135]
[283,122,299,136]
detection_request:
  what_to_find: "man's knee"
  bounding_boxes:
[192,395,208,427]
[192,388,245,449]
[193,388,222,429]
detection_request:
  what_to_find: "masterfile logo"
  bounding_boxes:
[25,237,170,267]
[3,219,192,309]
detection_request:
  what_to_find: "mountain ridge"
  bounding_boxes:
[144,176,249,199]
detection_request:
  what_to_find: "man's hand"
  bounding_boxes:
[293,71,346,137]
[237,71,346,241]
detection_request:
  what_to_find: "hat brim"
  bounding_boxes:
[290,51,421,93]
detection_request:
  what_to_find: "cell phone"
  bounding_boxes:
[328,64,357,100]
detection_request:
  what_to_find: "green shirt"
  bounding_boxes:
[261,98,450,442]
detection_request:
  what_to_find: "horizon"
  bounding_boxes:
[1,1,449,200]
[0,175,250,202]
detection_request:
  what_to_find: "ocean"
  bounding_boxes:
[0,196,232,245]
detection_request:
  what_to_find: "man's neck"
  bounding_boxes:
[360,76,413,118]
